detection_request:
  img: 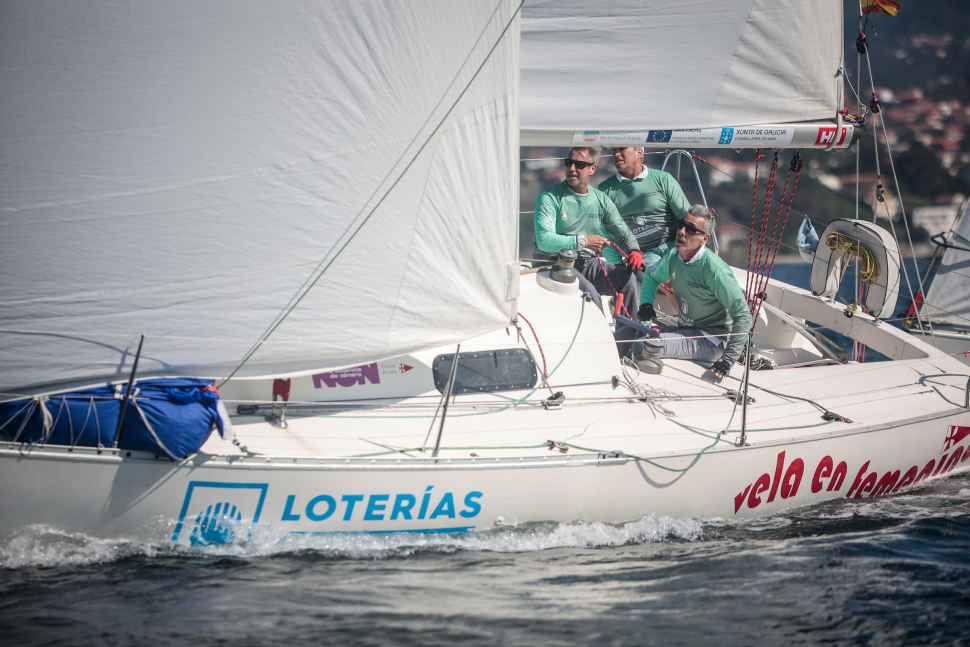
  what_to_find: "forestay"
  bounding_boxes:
[920,200,970,326]
[520,0,844,144]
[0,0,521,395]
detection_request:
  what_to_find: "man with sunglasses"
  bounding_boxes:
[597,147,691,273]
[620,205,752,383]
[533,147,645,320]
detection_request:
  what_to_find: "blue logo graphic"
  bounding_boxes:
[719,128,734,145]
[172,481,268,544]
[191,502,242,545]
[646,130,671,143]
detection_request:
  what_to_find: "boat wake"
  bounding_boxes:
[3,475,968,569]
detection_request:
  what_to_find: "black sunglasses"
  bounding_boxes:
[563,158,594,170]
[678,221,704,236]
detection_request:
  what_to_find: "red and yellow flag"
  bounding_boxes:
[861,0,900,16]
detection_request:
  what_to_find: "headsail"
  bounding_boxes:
[919,200,970,326]
[0,1,521,395]
[520,0,844,145]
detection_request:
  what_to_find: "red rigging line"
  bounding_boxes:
[745,149,764,299]
[747,151,779,313]
[749,151,778,299]
[752,153,803,326]
[596,246,633,320]
[745,152,803,330]
[516,312,548,379]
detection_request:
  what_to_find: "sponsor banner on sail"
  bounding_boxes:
[572,126,795,148]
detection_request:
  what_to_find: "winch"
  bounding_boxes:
[536,248,581,296]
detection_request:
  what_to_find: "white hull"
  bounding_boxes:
[2,409,970,544]
[3,271,970,544]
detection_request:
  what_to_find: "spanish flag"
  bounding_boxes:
[861,0,900,16]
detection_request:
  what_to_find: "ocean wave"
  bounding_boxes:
[0,527,157,569]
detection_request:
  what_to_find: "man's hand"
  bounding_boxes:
[626,250,645,272]
[583,234,608,253]
[637,302,656,323]
[701,357,732,384]
[710,357,732,378]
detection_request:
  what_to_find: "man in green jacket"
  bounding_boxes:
[533,146,645,320]
[598,147,691,271]
[620,205,752,383]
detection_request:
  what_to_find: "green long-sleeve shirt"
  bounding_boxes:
[641,247,753,365]
[533,181,639,262]
[598,168,691,265]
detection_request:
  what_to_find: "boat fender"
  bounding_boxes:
[810,219,901,319]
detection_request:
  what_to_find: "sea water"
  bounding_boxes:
[3,262,969,646]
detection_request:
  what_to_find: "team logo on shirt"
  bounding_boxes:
[634,215,647,226]
[671,270,677,279]
[614,199,621,207]
[561,212,569,220]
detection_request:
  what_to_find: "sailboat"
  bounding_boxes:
[905,198,970,365]
[2,0,969,544]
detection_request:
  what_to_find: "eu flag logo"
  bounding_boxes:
[646,130,671,143]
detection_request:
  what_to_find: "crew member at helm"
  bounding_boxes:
[598,147,691,272]
[619,205,753,382]
[533,146,645,320]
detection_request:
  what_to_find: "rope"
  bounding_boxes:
[752,152,779,295]
[824,232,880,285]
[517,312,548,379]
[595,251,633,319]
[751,153,803,326]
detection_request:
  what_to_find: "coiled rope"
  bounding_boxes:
[824,232,880,286]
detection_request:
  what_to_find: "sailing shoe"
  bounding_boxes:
[633,336,665,375]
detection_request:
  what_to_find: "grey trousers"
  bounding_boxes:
[615,325,725,363]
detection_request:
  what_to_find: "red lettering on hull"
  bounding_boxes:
[731,425,970,514]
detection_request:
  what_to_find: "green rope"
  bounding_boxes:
[723,420,835,434]
[708,361,832,415]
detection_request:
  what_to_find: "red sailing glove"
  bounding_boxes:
[626,250,645,272]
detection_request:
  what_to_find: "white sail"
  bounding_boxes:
[920,200,970,326]
[520,0,844,145]
[0,1,521,395]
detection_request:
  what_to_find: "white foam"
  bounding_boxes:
[166,514,707,560]
[0,527,156,569]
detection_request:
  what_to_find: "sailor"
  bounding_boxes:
[621,205,753,382]
[598,147,691,271]
[533,146,645,320]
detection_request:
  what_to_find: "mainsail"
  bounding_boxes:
[520,0,844,145]
[0,1,521,394]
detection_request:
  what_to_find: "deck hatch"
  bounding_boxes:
[432,349,538,394]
